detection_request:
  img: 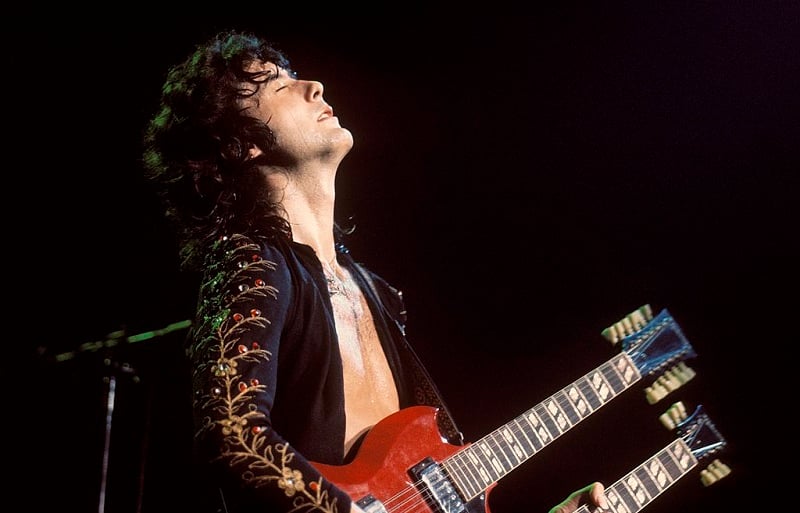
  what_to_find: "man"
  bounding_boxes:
[142,29,606,513]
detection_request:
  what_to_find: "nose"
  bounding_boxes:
[305,80,324,102]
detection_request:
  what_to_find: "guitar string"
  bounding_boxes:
[381,467,484,513]
[386,322,681,511]
[380,482,437,513]
[381,367,626,512]
[378,449,487,513]
[349,315,679,511]
[389,408,626,510]
[375,350,648,511]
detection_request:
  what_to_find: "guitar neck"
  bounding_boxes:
[442,352,642,501]
[578,439,697,513]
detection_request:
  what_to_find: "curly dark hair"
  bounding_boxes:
[142,30,295,271]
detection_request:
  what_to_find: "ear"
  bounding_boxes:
[247,144,264,160]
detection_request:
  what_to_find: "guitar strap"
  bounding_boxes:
[350,260,465,446]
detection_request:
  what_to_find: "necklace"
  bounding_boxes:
[322,256,349,298]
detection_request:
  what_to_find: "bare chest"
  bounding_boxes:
[325,266,400,453]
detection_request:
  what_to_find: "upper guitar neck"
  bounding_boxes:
[442,352,641,501]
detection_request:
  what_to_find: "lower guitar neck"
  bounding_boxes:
[578,438,697,513]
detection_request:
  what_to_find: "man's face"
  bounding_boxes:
[238,60,353,166]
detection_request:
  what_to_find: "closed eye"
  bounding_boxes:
[275,69,298,92]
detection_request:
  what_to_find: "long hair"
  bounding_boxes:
[142,30,294,271]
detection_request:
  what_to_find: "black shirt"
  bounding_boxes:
[189,233,461,513]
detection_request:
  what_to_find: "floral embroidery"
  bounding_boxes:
[191,234,340,513]
[278,467,306,496]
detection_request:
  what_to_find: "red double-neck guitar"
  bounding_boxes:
[313,308,698,513]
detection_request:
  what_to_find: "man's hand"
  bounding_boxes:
[548,482,608,513]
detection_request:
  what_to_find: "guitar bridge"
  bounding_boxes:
[409,457,467,513]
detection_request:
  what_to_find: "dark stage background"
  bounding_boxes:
[14,5,797,513]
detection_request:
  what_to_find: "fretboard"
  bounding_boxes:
[578,438,698,513]
[442,352,641,500]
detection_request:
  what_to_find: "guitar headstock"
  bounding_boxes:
[602,305,698,403]
[659,401,731,486]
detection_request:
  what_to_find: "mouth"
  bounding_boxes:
[318,105,334,121]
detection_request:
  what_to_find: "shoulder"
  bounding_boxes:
[197,234,299,299]
[203,233,293,271]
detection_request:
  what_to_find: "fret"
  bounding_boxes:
[564,381,593,419]
[510,417,537,456]
[554,389,582,425]
[586,366,615,404]
[601,363,627,395]
[534,399,564,440]
[444,453,478,499]
[634,463,661,496]
[475,439,504,481]
[546,394,572,432]
[575,376,604,410]
[669,438,696,472]
[527,406,554,445]
[610,353,641,389]
[606,480,637,513]
[452,456,482,498]
[598,361,627,396]
[443,448,479,500]
[486,431,515,473]
[499,424,528,462]
[520,409,547,450]
[464,446,493,487]
[588,357,634,405]
[641,453,675,490]
[619,464,656,508]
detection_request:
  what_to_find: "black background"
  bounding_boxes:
[15,5,797,513]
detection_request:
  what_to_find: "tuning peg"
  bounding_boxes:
[601,304,654,344]
[644,361,696,404]
[658,401,688,430]
[672,361,696,382]
[700,459,732,486]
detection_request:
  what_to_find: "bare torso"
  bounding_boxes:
[326,263,400,455]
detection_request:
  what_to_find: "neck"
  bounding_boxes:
[264,161,339,264]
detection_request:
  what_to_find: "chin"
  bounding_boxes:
[335,129,355,152]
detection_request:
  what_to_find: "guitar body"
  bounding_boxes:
[312,406,492,513]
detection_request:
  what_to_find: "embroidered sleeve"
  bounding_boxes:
[189,234,349,513]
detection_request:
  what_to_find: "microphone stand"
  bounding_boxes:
[43,319,191,513]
